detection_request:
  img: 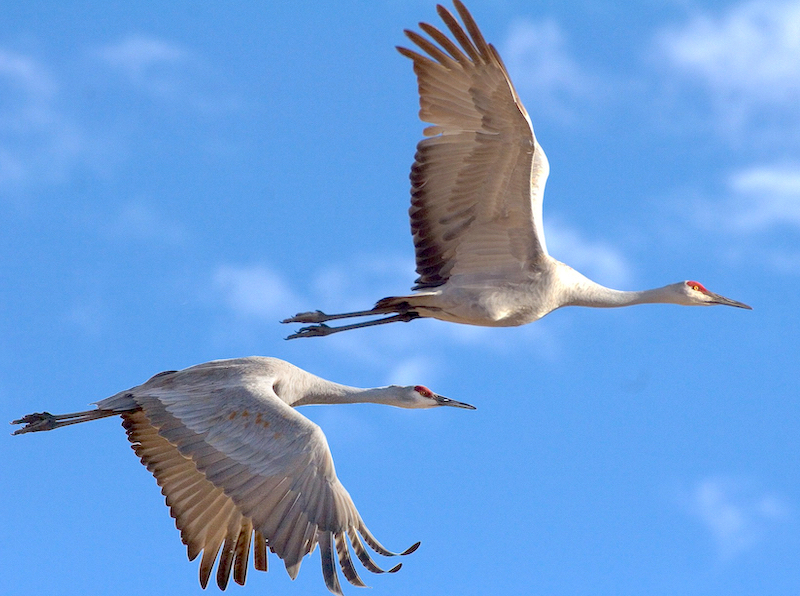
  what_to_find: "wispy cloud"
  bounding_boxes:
[95,36,241,113]
[1,35,243,198]
[0,50,56,97]
[546,219,632,288]
[308,255,415,313]
[502,18,598,122]
[689,164,800,235]
[385,355,435,386]
[96,36,190,101]
[213,264,302,321]
[98,36,188,74]
[0,49,88,190]
[656,0,800,133]
[683,476,790,560]
[726,165,800,230]
[104,201,190,246]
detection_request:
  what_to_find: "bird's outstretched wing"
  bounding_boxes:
[398,0,550,290]
[114,365,414,595]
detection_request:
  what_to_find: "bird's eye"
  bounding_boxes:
[414,385,433,398]
[687,280,707,293]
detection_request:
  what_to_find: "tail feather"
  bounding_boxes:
[373,297,412,312]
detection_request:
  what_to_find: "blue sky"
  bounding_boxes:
[2,0,798,594]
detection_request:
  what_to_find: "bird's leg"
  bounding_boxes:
[11,409,116,435]
[285,312,419,340]
[281,307,395,325]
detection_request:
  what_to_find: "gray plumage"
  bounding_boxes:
[283,1,749,340]
[12,356,474,594]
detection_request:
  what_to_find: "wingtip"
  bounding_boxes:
[285,560,301,581]
[452,0,468,13]
[401,541,421,556]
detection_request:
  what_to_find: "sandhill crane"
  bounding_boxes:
[12,356,474,594]
[282,1,750,340]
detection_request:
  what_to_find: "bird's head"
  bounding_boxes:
[393,385,476,410]
[674,280,752,309]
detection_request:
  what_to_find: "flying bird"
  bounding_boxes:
[12,356,474,594]
[283,1,750,339]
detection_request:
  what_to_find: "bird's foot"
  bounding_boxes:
[281,310,330,324]
[285,324,335,339]
[11,412,57,435]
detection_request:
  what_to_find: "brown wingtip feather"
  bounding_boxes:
[401,541,421,556]
[232,522,253,586]
[335,532,368,588]
[216,536,235,590]
[433,3,481,63]
[253,531,268,572]
[319,533,344,596]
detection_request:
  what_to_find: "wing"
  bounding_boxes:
[398,0,550,290]
[119,365,413,595]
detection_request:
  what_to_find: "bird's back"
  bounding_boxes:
[96,356,310,412]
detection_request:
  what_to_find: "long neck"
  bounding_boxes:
[289,373,402,407]
[568,283,679,308]
[559,268,680,309]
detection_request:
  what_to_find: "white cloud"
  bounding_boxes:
[96,36,219,106]
[690,164,800,235]
[1,36,242,199]
[213,264,301,321]
[657,0,800,130]
[95,36,240,114]
[97,36,189,99]
[681,164,800,274]
[0,50,56,97]
[385,355,435,386]
[310,255,416,312]
[660,0,800,97]
[546,219,632,288]
[98,36,188,75]
[502,19,597,121]
[104,201,190,246]
[0,49,88,189]
[685,476,790,560]
[727,165,800,230]
[210,257,416,351]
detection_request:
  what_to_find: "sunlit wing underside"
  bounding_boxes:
[398,0,550,290]
[117,367,412,595]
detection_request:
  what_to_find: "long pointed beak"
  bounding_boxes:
[434,394,476,410]
[707,292,752,309]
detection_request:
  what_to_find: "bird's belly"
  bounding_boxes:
[416,285,549,327]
